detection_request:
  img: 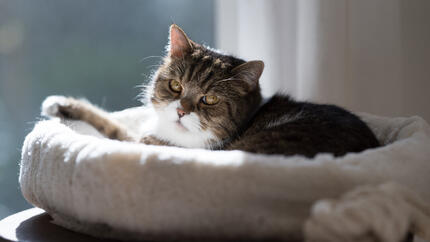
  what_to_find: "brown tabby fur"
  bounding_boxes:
[148,31,262,147]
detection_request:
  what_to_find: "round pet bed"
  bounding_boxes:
[20,107,430,241]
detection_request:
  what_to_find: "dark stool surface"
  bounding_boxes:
[0,208,118,242]
[0,208,416,242]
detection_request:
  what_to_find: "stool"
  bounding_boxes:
[0,208,117,242]
[0,208,415,242]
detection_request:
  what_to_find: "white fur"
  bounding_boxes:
[146,101,217,148]
[41,95,68,117]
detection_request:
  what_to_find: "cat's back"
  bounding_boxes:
[227,94,380,157]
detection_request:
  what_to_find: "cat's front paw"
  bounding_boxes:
[41,95,76,119]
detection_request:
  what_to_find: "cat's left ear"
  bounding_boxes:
[168,24,193,58]
[232,60,264,91]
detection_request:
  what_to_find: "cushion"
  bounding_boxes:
[19,108,430,241]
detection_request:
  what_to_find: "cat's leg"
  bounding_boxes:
[42,95,135,141]
[140,135,171,146]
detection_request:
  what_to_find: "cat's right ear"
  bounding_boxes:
[168,24,193,58]
[232,60,264,91]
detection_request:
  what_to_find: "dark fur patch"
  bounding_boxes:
[226,94,380,157]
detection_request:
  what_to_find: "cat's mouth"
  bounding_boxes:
[175,120,188,131]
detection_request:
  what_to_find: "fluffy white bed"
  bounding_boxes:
[20,107,430,241]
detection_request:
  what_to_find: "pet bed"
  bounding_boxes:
[20,106,430,241]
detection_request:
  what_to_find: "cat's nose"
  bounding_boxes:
[177,108,186,118]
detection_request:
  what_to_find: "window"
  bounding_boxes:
[0,0,214,218]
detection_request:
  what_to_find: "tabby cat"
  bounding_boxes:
[42,25,379,157]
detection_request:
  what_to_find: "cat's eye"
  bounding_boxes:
[202,95,219,105]
[169,80,182,93]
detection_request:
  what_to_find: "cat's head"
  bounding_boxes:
[145,25,264,149]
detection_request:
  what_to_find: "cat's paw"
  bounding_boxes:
[41,95,75,119]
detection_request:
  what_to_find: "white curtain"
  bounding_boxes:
[216,0,430,121]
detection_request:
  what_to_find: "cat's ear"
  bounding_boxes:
[168,24,193,58]
[232,60,264,90]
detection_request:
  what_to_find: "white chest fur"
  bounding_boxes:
[140,101,217,149]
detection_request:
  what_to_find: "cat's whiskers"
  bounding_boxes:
[146,64,162,70]
[139,55,163,63]
[135,82,154,103]
[136,68,160,104]
[215,77,240,84]
[140,56,164,71]
[181,113,203,133]
[191,117,204,131]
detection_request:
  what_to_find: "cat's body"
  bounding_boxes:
[42,25,379,157]
[227,95,379,157]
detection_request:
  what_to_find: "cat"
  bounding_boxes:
[42,24,380,158]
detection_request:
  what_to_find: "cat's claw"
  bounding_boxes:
[41,95,70,118]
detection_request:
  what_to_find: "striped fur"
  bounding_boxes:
[148,25,263,148]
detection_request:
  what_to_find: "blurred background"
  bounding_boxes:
[0,0,214,218]
[1,0,429,218]
[217,0,430,121]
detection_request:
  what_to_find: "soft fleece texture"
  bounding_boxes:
[19,108,430,241]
